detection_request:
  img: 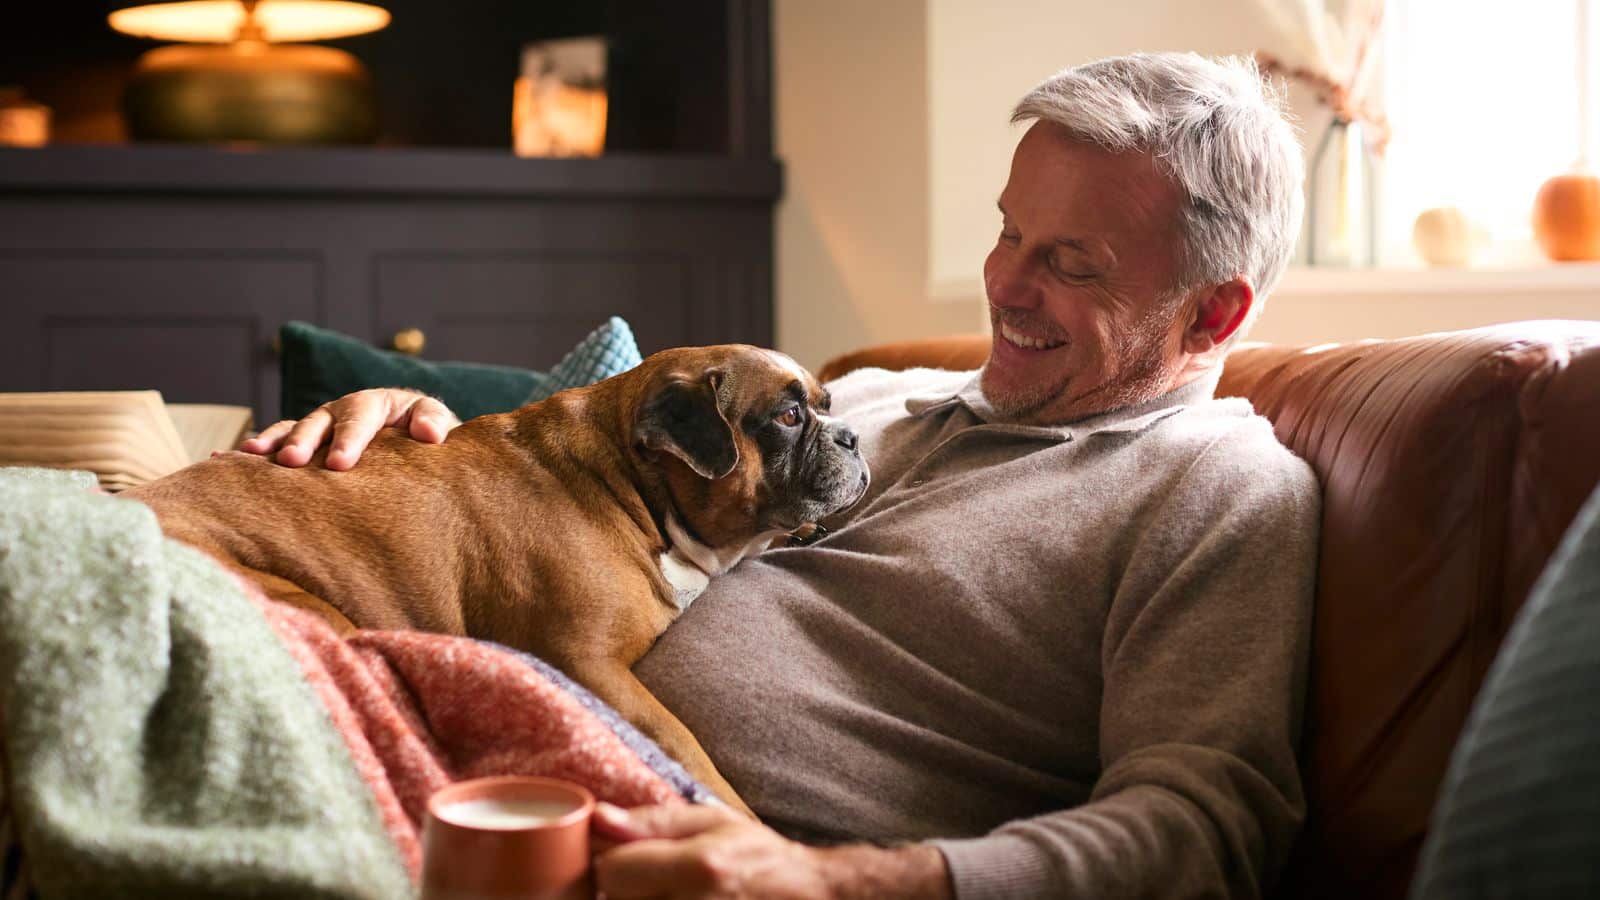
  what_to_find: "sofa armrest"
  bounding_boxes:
[817,334,991,383]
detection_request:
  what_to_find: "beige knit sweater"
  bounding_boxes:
[636,365,1320,899]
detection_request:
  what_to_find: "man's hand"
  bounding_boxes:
[238,388,460,470]
[592,803,953,900]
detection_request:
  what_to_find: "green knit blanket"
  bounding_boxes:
[0,468,411,899]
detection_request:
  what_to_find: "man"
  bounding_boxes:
[244,53,1318,899]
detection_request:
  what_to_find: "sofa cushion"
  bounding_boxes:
[816,335,991,382]
[278,317,642,421]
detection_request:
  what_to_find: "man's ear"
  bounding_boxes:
[634,373,739,480]
[1183,277,1254,354]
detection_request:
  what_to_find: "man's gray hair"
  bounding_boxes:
[1013,53,1303,338]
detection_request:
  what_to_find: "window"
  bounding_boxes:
[1380,0,1598,265]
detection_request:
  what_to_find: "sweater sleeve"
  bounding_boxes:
[929,422,1320,899]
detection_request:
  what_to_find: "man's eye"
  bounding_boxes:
[1049,258,1094,281]
[776,406,803,427]
[999,229,1021,245]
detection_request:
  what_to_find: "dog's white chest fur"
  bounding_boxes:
[657,517,785,613]
[658,548,712,611]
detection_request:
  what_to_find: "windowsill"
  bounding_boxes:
[1254,261,1600,345]
[1277,262,1600,296]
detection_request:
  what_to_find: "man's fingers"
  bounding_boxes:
[324,398,393,471]
[591,804,805,898]
[240,419,295,455]
[246,389,449,469]
[403,396,460,444]
[593,837,719,899]
[273,408,334,468]
[593,802,738,842]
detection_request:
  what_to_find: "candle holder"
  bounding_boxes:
[513,37,607,158]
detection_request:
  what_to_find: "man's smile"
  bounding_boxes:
[998,321,1068,352]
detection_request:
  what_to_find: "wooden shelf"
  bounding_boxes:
[0,144,783,201]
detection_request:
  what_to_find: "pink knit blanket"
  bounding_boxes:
[249,587,709,882]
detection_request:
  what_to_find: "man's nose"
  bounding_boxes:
[832,423,859,452]
[984,250,1040,310]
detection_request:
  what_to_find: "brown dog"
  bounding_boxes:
[126,345,869,812]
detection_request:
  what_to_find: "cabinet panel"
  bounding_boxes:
[0,254,320,425]
[0,146,779,432]
[374,253,692,366]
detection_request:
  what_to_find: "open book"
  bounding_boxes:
[0,391,253,492]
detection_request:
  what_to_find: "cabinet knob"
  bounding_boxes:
[391,328,426,356]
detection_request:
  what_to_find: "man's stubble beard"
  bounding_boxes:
[979,344,1071,423]
[981,299,1182,426]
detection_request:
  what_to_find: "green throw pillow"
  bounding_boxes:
[278,317,643,422]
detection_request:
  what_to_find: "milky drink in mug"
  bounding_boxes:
[421,776,595,900]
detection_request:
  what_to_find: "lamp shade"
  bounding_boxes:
[112,0,389,144]
[109,1,389,44]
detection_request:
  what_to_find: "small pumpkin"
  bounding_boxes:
[1532,170,1600,261]
[1412,206,1482,267]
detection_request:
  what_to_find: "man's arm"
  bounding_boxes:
[592,803,953,900]
[238,388,459,468]
[238,364,954,471]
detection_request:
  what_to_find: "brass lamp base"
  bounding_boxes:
[124,41,378,144]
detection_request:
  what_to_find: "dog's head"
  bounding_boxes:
[633,345,869,553]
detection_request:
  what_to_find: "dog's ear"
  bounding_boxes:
[635,373,739,479]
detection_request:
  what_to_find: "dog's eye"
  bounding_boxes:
[775,405,803,427]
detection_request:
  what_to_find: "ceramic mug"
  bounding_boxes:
[421,775,595,900]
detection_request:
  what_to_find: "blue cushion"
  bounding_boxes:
[279,317,642,422]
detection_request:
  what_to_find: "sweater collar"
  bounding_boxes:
[904,366,1222,441]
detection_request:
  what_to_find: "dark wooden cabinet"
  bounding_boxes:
[0,1,776,426]
[0,146,780,425]
[0,247,319,429]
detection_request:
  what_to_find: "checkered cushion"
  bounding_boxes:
[536,316,644,400]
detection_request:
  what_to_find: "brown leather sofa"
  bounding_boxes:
[818,320,1600,900]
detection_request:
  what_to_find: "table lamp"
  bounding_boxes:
[109,0,389,144]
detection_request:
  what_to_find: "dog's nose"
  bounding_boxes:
[833,424,859,452]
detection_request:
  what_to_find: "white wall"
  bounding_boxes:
[774,0,977,370]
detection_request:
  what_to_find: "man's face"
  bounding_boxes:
[980,121,1192,425]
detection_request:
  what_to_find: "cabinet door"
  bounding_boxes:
[0,253,320,427]
[373,252,693,367]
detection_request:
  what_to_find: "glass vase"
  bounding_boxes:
[1306,117,1379,267]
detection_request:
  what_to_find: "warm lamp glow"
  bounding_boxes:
[109,1,389,44]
